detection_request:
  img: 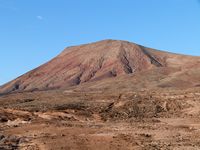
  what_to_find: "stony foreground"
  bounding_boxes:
[1,88,200,150]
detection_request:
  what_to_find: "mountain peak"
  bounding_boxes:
[0,39,198,94]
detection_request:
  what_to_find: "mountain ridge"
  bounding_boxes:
[1,39,200,94]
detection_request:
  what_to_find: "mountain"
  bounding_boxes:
[1,40,200,149]
[0,40,200,94]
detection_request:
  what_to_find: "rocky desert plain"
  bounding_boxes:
[1,40,200,150]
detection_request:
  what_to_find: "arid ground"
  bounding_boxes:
[1,87,200,150]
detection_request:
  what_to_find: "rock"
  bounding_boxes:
[0,134,5,140]
[0,117,8,123]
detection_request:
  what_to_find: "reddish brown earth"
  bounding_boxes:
[1,40,200,94]
[0,40,200,150]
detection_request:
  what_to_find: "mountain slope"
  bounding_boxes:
[0,40,200,94]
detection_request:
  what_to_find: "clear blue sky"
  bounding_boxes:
[0,0,200,85]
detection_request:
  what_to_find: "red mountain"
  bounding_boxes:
[0,40,200,94]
